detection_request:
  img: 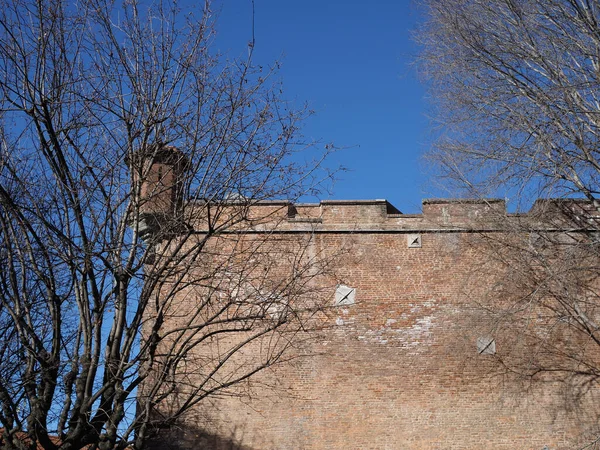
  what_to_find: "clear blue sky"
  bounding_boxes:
[212,1,436,213]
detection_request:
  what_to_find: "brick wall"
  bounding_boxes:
[150,199,600,450]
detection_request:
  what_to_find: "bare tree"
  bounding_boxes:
[417,0,600,205]
[417,0,600,438]
[0,1,336,449]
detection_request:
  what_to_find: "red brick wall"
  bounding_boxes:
[154,200,599,450]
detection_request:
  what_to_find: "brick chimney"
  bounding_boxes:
[128,144,189,237]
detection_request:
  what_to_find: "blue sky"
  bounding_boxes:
[212,1,436,213]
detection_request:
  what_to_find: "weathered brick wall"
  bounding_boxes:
[152,199,600,450]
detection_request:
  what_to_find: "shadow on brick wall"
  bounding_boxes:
[145,424,256,450]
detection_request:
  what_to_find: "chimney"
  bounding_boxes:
[128,144,189,237]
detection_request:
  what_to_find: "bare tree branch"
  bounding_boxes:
[0,1,338,449]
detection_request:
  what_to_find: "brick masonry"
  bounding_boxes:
[149,199,600,450]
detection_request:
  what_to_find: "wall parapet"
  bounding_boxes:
[276,198,508,232]
[185,198,599,234]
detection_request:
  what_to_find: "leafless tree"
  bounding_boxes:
[417,0,600,438]
[417,0,600,206]
[0,0,337,449]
